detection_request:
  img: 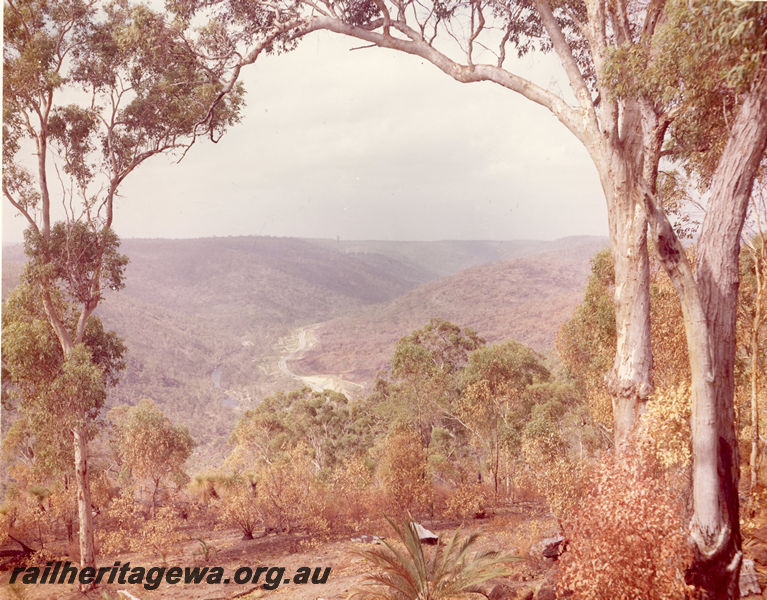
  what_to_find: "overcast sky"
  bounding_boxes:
[2,31,608,243]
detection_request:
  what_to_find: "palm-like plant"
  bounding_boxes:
[351,519,519,600]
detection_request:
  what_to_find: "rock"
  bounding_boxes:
[487,582,512,600]
[351,535,383,544]
[531,535,567,560]
[739,558,761,597]
[411,522,439,545]
[511,587,534,600]
[536,586,556,600]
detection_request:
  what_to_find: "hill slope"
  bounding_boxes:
[2,235,606,466]
[294,237,608,383]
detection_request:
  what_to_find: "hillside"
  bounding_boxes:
[294,237,608,383]
[2,235,606,466]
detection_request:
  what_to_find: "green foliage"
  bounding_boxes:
[23,224,128,305]
[109,398,195,509]
[556,249,615,395]
[392,319,484,380]
[602,0,767,186]
[462,341,550,394]
[228,387,375,472]
[2,281,125,477]
[351,518,519,600]
[557,248,690,425]
[459,340,551,488]
[376,319,484,448]
[3,0,244,191]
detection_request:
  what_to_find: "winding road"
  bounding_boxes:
[277,326,363,395]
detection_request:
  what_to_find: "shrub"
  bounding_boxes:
[218,475,261,539]
[558,443,693,600]
[97,491,141,555]
[131,506,186,563]
[328,456,379,531]
[526,455,588,518]
[255,444,329,535]
[377,429,432,517]
[444,482,490,520]
[98,492,186,561]
[640,382,692,469]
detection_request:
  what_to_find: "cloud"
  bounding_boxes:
[2,31,607,243]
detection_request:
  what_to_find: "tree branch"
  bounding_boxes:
[302,15,589,143]
[533,0,598,126]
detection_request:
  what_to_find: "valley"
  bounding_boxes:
[2,234,607,467]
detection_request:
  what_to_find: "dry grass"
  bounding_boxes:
[0,504,555,600]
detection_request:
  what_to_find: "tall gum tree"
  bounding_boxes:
[2,0,245,575]
[181,0,767,595]
[629,2,767,595]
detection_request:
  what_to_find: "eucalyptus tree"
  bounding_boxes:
[2,281,126,484]
[110,399,195,515]
[631,6,767,595]
[2,280,125,552]
[2,0,245,572]
[386,319,484,447]
[460,341,550,494]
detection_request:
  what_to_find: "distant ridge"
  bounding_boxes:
[295,236,608,384]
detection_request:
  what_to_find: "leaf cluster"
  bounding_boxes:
[23,223,128,304]
[109,398,195,489]
[228,387,376,472]
[351,518,518,600]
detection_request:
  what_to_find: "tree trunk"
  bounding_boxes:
[598,152,654,445]
[749,246,763,494]
[74,425,95,590]
[646,58,767,600]
[689,76,767,597]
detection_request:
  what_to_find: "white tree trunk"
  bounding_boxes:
[595,149,654,445]
[74,425,95,587]
[645,58,767,600]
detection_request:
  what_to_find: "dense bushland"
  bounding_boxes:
[2,246,766,598]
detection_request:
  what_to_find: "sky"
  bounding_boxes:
[1,30,608,243]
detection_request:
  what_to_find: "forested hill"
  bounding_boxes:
[2,234,607,465]
[295,236,608,383]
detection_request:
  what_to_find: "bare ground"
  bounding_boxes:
[1,503,560,600]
